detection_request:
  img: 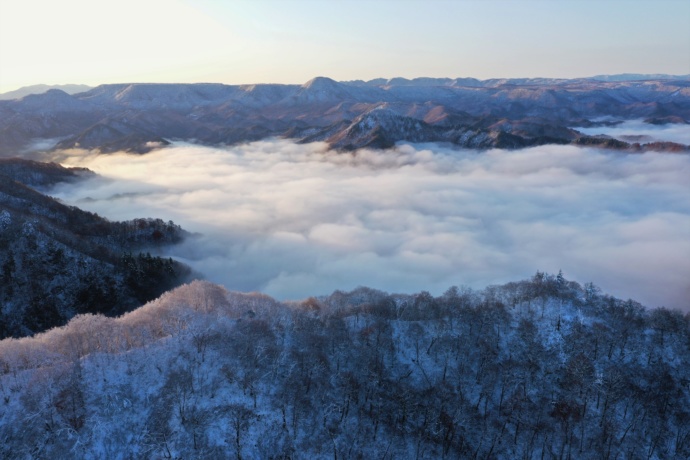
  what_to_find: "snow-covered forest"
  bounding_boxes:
[0,159,191,338]
[1,273,687,459]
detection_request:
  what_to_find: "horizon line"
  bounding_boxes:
[3,73,690,94]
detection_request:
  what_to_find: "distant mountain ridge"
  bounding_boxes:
[345,73,690,86]
[587,73,690,82]
[0,84,92,100]
[1,76,689,154]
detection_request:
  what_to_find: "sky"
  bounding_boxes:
[49,125,690,310]
[1,0,689,93]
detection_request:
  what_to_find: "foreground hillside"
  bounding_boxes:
[0,159,191,338]
[1,274,687,459]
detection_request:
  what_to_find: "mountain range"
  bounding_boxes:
[1,76,688,155]
[1,76,689,457]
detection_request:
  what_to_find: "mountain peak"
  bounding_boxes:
[24,88,70,100]
[11,88,94,112]
[301,76,340,90]
[290,76,353,103]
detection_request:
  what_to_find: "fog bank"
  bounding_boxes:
[50,140,690,310]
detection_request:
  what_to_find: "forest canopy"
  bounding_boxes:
[1,273,688,459]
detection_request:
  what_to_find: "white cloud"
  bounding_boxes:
[576,119,690,145]
[50,140,690,310]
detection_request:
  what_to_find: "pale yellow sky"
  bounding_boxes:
[0,0,238,92]
[1,0,688,93]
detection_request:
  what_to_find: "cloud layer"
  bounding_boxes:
[50,140,690,310]
[577,119,690,145]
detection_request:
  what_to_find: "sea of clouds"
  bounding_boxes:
[49,138,690,310]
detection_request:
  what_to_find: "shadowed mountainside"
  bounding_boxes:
[0,159,191,338]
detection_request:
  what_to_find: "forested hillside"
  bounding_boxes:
[0,159,191,338]
[1,274,687,459]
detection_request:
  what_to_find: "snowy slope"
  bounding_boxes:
[1,274,687,459]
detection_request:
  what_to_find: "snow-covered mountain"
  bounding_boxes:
[1,76,689,155]
[306,106,440,149]
[1,74,689,458]
[588,73,690,82]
